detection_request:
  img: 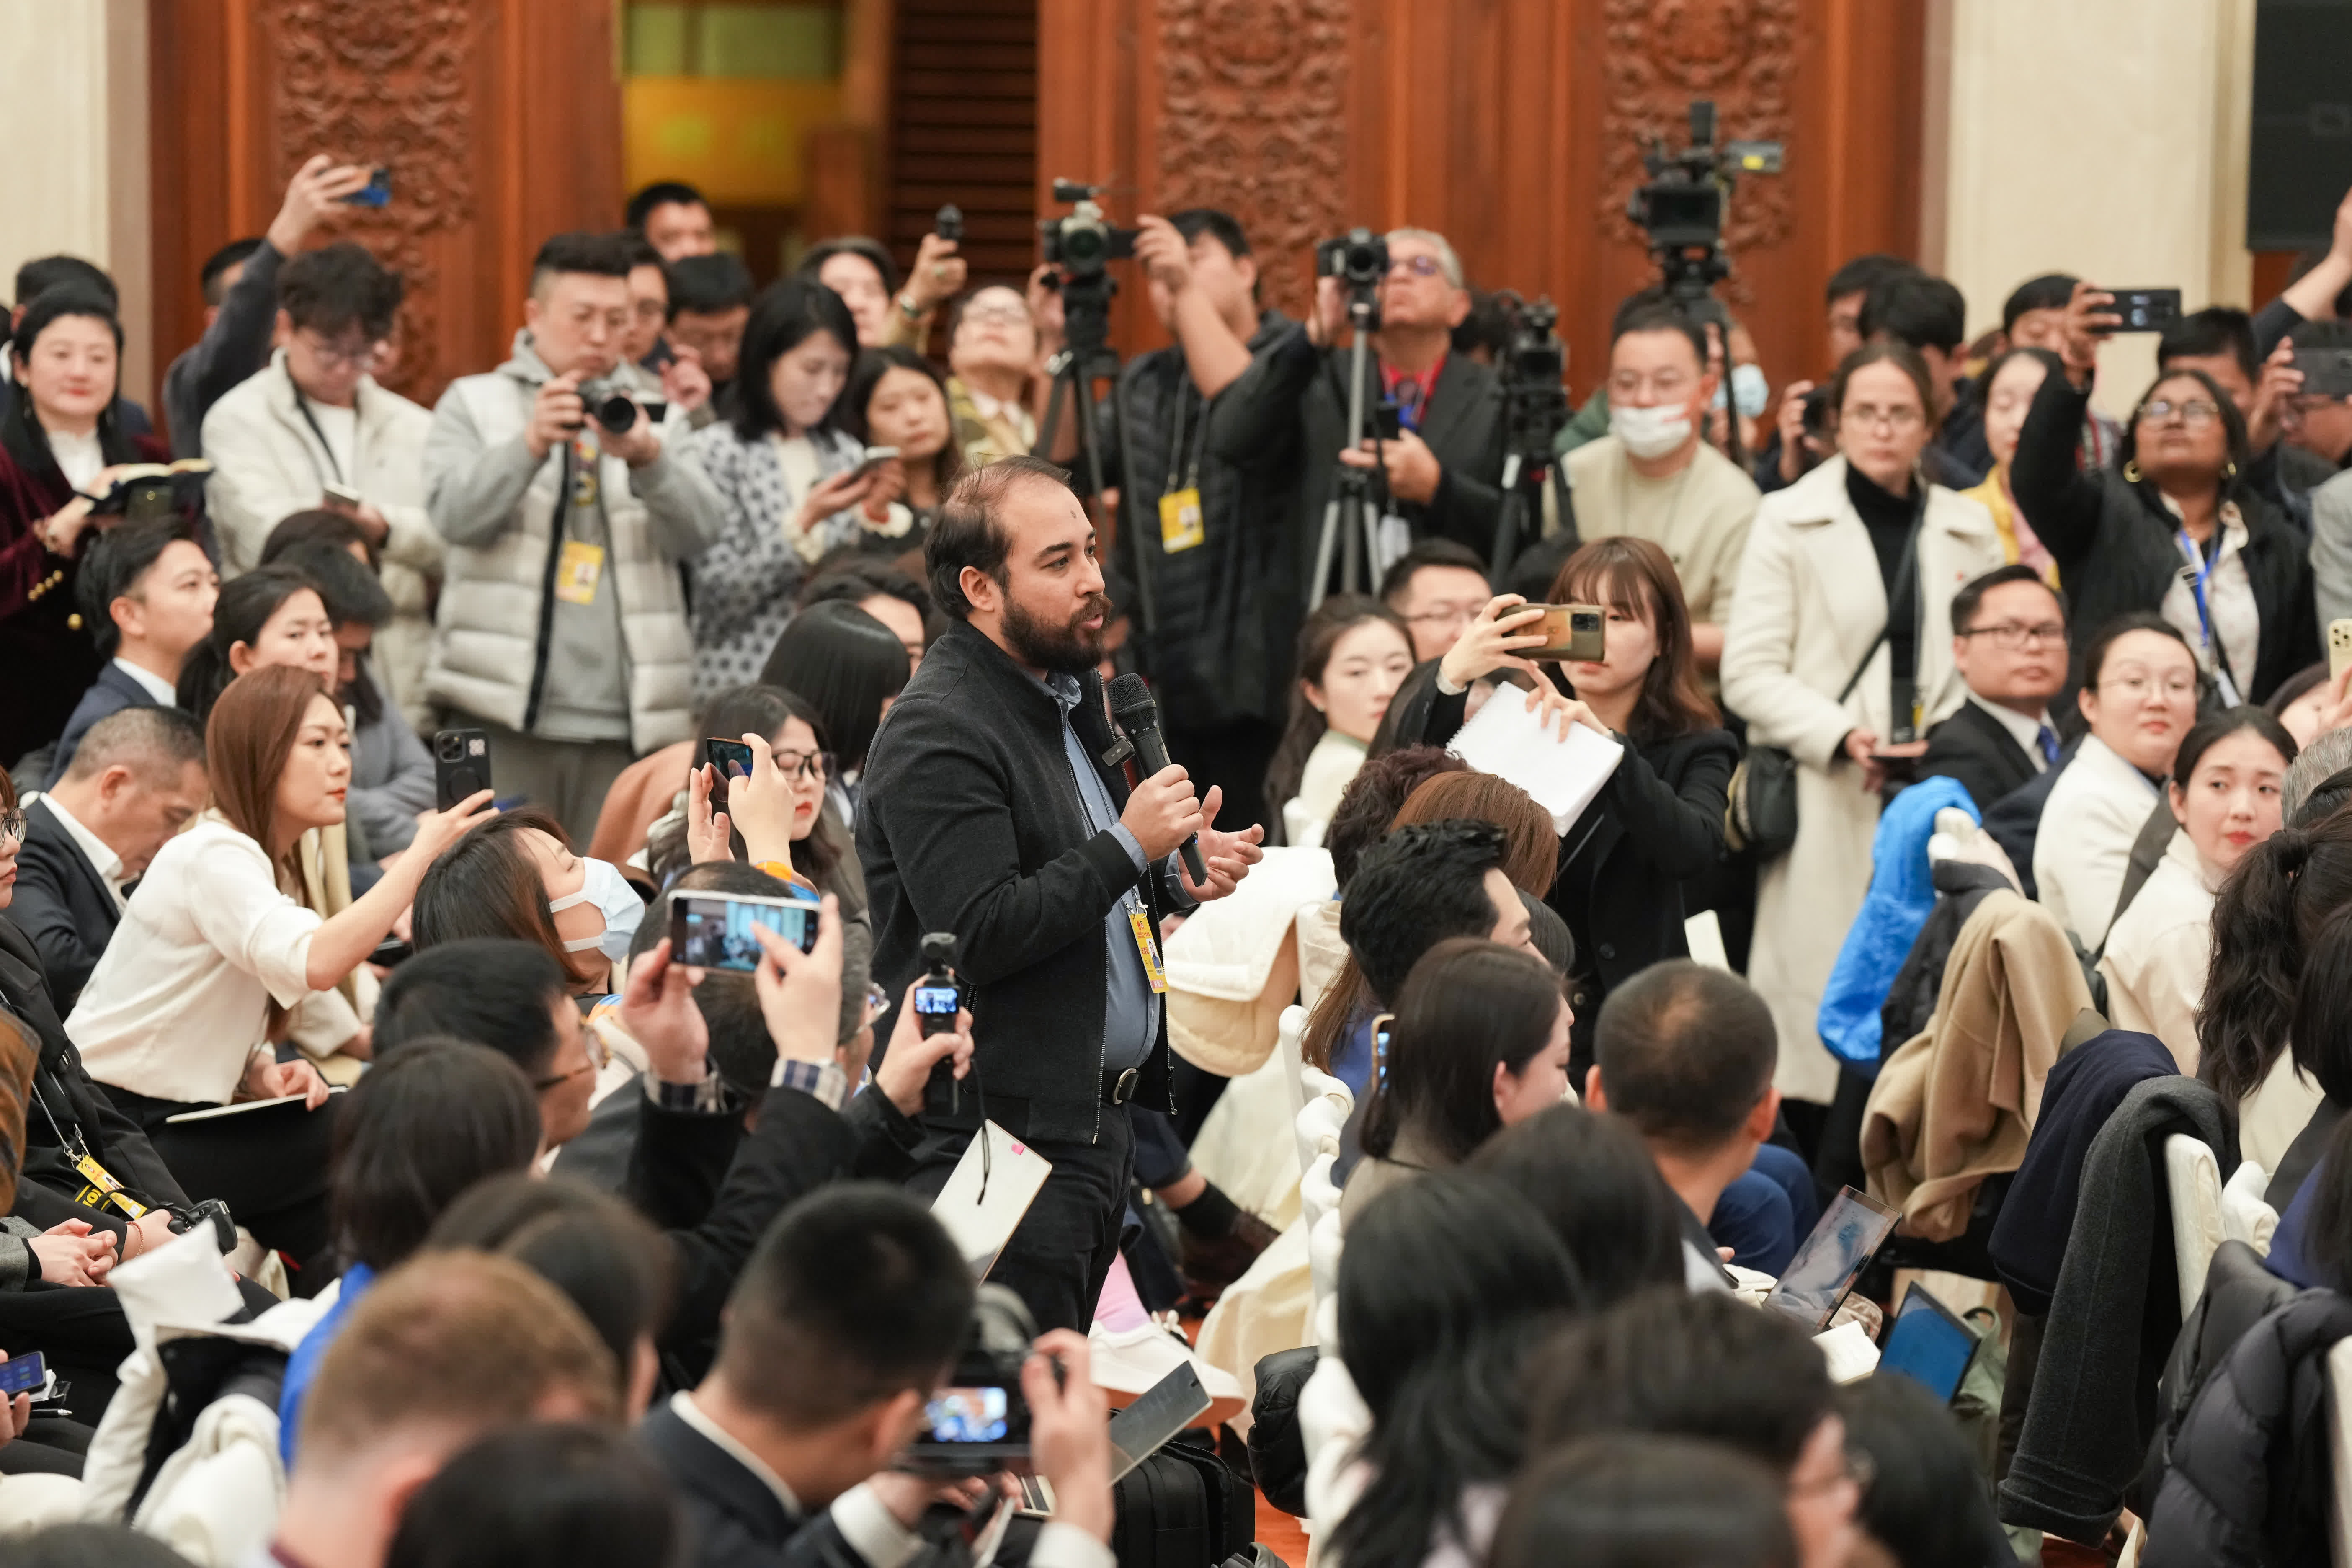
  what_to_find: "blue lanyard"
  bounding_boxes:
[2174,529,2218,654]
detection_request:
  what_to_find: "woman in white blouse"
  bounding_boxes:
[67,664,490,1281]
[2032,616,2200,949]
[2099,708,2294,1069]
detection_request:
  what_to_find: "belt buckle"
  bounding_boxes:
[1109,1067,1140,1106]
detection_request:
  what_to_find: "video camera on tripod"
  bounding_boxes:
[1039,181,1138,280]
[1485,292,1571,578]
[1316,227,1390,295]
[1626,98,1784,307]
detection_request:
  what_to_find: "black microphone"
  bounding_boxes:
[1105,673,1209,885]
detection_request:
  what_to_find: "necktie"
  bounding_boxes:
[2036,724,2061,766]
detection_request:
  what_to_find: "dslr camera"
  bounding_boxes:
[1316,227,1390,292]
[1039,181,1137,281]
[903,1285,1046,1477]
[573,378,641,436]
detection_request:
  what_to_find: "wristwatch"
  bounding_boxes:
[774,1057,848,1110]
[896,291,926,323]
[649,1066,730,1115]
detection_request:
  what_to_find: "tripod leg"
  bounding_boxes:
[1311,498,1343,612]
[1035,368,1070,458]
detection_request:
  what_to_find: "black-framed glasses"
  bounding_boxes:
[1958,621,2067,649]
[773,749,836,783]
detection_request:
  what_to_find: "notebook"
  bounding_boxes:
[1444,682,1624,834]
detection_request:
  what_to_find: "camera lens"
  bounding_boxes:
[437,734,465,762]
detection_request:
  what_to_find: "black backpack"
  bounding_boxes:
[1110,1427,1258,1568]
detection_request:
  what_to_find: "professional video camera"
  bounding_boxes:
[1485,293,1571,578]
[1627,98,1784,305]
[1039,180,1137,280]
[1316,227,1390,293]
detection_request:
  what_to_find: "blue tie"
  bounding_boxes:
[2037,724,2061,766]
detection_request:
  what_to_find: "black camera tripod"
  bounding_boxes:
[1308,289,1390,610]
[1035,269,1150,632]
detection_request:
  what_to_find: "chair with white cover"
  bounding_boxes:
[2164,1134,2228,1317]
[1297,1063,1354,1321]
[2220,1158,2279,1256]
[2326,1337,2352,1568]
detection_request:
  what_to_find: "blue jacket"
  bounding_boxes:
[1817,776,1976,1070]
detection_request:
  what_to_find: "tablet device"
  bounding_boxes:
[1875,1283,1979,1403]
[1106,1362,1214,1483]
[1761,1186,1898,1331]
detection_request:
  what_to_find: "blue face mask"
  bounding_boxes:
[1711,362,1771,420]
[547,858,646,962]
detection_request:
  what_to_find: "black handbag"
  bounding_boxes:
[1726,493,1929,860]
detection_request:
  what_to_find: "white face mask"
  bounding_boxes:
[1611,402,1694,460]
[547,858,646,960]
[1711,362,1770,420]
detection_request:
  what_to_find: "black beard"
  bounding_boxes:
[1002,591,1112,676]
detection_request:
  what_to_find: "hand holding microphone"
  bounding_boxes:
[1107,674,1208,883]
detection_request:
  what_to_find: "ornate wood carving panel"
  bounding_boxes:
[270,1,477,397]
[1154,0,1350,322]
[147,0,620,420]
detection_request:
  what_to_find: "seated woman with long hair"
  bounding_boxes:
[759,599,910,827]
[2197,804,2352,1173]
[1264,596,1417,848]
[1341,939,1572,1228]
[64,665,490,1281]
[2099,706,2294,1068]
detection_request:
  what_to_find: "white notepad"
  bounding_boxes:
[931,1120,1053,1281]
[1444,683,1625,833]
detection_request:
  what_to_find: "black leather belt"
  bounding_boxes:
[1101,1068,1140,1106]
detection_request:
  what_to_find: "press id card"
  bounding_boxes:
[1129,906,1168,992]
[932,1122,1053,1280]
[554,539,604,604]
[1158,487,1205,553]
[72,1152,150,1219]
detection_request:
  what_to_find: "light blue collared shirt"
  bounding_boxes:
[1042,673,1159,1074]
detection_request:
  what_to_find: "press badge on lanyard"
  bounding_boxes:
[2176,530,2243,707]
[1159,388,1208,554]
[72,1149,150,1219]
[1127,903,1168,993]
[555,540,605,605]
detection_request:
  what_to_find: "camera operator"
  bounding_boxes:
[1297,228,1508,584]
[642,1186,1117,1568]
[1086,208,1313,829]
[859,457,1264,1333]
[421,230,724,846]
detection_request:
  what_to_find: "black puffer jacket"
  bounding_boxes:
[2143,1289,2352,1568]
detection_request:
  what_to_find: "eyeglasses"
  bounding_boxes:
[1841,403,1924,432]
[1959,621,2067,650]
[299,333,378,371]
[1387,255,1447,281]
[773,749,836,784]
[2138,397,2222,428]
[0,808,23,845]
[1403,603,1484,630]
[534,1017,611,1091]
[2100,673,2198,701]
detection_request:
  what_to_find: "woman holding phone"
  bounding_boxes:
[685,280,875,701]
[66,665,493,1284]
[1406,537,1737,1074]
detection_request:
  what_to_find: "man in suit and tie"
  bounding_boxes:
[47,519,217,783]
[1919,564,2070,814]
[641,1185,1117,1568]
[13,706,208,1007]
[1284,227,1507,591]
